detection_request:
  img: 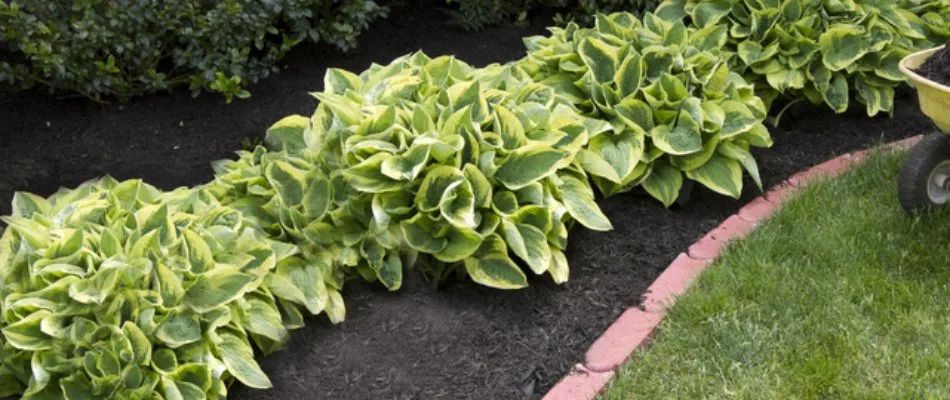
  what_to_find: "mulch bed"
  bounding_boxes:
[917,41,950,86]
[0,0,936,398]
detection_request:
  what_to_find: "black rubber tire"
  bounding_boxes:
[898,133,950,215]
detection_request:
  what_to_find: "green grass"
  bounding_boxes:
[601,148,950,399]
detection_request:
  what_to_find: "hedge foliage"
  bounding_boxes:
[444,0,659,31]
[655,0,945,116]
[0,0,386,102]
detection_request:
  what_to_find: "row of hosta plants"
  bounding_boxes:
[0,179,341,398]
[2,2,948,397]
[519,12,772,205]
[653,0,945,117]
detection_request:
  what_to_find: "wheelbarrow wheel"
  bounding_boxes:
[898,133,950,215]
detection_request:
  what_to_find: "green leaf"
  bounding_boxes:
[242,294,287,343]
[615,53,644,98]
[650,111,703,156]
[416,166,465,212]
[463,235,528,289]
[264,115,310,152]
[463,164,492,208]
[343,153,404,193]
[434,225,482,263]
[819,25,870,72]
[719,101,759,138]
[495,106,528,151]
[576,149,622,183]
[737,40,779,66]
[494,145,566,190]
[324,68,362,95]
[302,175,332,220]
[560,175,612,231]
[401,214,448,254]
[440,180,477,229]
[218,331,272,389]
[123,322,152,365]
[2,311,53,351]
[500,218,552,275]
[548,249,569,284]
[686,153,743,198]
[717,142,763,190]
[266,259,327,315]
[265,160,308,205]
[183,268,256,313]
[1,215,50,248]
[578,38,620,84]
[381,145,431,181]
[11,192,50,218]
[642,160,684,207]
[155,309,201,348]
[184,229,215,274]
[588,129,644,181]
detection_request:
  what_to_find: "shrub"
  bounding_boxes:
[444,0,659,31]
[654,0,939,117]
[0,0,386,102]
[0,178,342,398]
[519,12,772,206]
[210,52,614,289]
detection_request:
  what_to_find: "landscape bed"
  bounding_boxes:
[0,0,940,398]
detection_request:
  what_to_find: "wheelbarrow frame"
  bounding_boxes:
[898,45,950,214]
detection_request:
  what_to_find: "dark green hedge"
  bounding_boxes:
[444,0,659,31]
[0,0,387,102]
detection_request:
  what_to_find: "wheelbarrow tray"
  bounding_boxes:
[900,45,950,133]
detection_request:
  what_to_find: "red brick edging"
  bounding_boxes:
[542,135,924,400]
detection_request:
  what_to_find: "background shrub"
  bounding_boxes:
[0,0,387,102]
[443,0,659,31]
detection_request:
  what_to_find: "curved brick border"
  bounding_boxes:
[542,134,924,400]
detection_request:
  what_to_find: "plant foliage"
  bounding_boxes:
[900,0,950,41]
[210,52,615,289]
[0,178,341,398]
[520,12,772,206]
[0,9,792,399]
[654,0,940,117]
[0,0,387,102]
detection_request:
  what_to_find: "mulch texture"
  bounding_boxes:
[917,41,950,86]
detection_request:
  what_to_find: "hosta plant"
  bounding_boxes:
[520,12,772,206]
[0,178,341,399]
[211,52,614,290]
[654,0,937,117]
[900,0,950,41]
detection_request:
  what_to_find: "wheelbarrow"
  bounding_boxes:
[898,45,950,214]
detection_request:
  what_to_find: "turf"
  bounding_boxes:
[601,148,950,399]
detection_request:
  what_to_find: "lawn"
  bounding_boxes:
[602,148,950,399]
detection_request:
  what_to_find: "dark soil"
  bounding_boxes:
[917,41,950,86]
[0,0,937,398]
